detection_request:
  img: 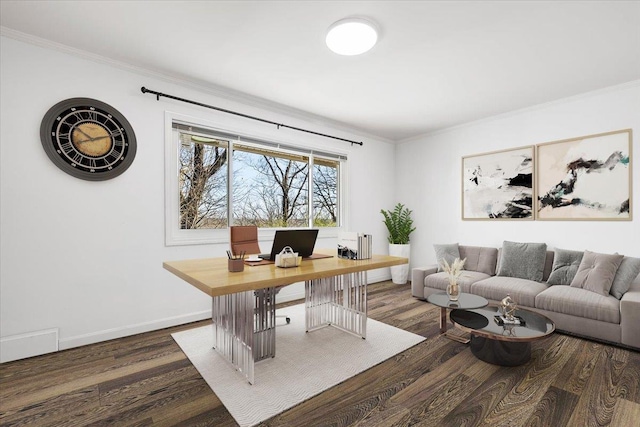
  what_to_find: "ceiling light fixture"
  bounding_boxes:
[326,17,378,56]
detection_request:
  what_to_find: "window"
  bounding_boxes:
[231,143,310,227]
[313,159,339,227]
[165,114,346,245]
[179,133,228,229]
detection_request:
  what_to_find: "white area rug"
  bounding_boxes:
[172,303,425,427]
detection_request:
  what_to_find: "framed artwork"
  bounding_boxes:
[536,129,632,220]
[462,146,534,220]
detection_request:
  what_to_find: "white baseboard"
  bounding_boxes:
[58,310,212,351]
[1,328,59,363]
[3,270,394,362]
[368,269,391,284]
[277,290,306,303]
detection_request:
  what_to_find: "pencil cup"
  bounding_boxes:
[228,259,244,272]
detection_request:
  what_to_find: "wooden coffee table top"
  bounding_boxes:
[450,305,555,343]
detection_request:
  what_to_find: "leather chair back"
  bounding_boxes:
[230,226,261,256]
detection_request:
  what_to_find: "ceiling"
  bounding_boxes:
[1,1,639,142]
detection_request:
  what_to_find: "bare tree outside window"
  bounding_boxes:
[233,148,309,227]
[179,134,228,229]
[176,125,341,231]
[313,161,338,227]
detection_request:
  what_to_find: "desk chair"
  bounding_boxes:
[230,225,262,257]
[229,226,290,325]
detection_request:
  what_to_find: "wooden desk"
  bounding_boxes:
[163,251,407,384]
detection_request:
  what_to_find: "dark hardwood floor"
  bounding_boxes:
[1,281,639,426]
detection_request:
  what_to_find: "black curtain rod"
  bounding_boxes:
[140,87,363,146]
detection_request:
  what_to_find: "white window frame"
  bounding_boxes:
[164,111,349,246]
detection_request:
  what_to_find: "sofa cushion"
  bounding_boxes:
[535,286,620,324]
[541,250,555,282]
[459,245,498,276]
[434,243,461,272]
[610,256,640,299]
[547,248,584,285]
[498,248,554,281]
[497,241,547,282]
[470,276,548,307]
[570,250,624,296]
[425,271,490,293]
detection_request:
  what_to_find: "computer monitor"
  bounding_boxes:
[260,229,319,260]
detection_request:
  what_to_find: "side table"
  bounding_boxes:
[427,292,488,343]
[450,306,555,366]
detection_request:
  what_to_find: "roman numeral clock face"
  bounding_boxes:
[40,98,137,181]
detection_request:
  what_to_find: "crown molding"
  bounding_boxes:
[397,79,640,145]
[1,26,394,145]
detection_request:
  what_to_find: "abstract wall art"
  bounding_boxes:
[462,146,534,220]
[536,129,632,220]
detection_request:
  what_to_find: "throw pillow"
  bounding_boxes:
[570,250,624,296]
[547,248,584,285]
[434,243,460,272]
[610,256,640,299]
[496,241,547,282]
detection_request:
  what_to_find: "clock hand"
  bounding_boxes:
[75,134,113,143]
[87,135,112,142]
[75,127,93,140]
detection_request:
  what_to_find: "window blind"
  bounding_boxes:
[172,121,347,162]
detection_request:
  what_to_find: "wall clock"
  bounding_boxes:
[40,98,137,181]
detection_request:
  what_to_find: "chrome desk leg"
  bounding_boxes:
[253,287,277,362]
[305,271,367,339]
[211,287,278,385]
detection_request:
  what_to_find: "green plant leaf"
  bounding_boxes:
[380,203,416,244]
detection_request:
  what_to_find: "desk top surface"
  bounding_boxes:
[163,250,408,297]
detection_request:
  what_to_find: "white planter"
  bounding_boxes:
[388,243,410,284]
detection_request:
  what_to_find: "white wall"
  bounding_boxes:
[396,82,640,271]
[7,32,635,363]
[0,36,397,361]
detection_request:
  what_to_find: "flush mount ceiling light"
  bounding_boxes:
[326,17,378,56]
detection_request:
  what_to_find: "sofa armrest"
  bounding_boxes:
[411,265,438,299]
[621,278,640,349]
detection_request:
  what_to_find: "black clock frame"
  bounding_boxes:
[40,97,137,181]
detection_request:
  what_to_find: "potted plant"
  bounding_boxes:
[380,203,416,284]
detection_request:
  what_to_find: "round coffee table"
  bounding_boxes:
[450,306,555,366]
[427,292,488,343]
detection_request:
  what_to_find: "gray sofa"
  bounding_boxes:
[412,245,640,350]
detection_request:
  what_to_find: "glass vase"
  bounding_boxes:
[447,281,460,301]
